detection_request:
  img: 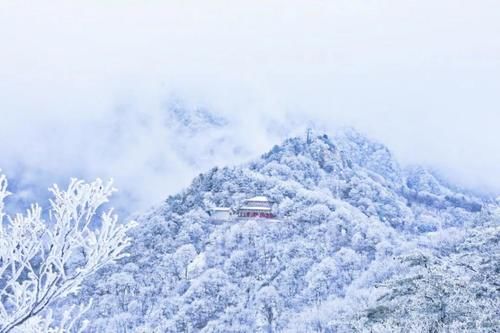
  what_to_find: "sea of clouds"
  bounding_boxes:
[1,0,499,214]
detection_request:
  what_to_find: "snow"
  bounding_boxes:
[0,177,135,332]
[238,206,272,211]
[245,196,272,202]
[71,131,500,332]
[212,207,231,211]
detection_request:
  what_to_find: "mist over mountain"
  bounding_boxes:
[2,2,500,331]
[74,129,499,332]
[0,103,258,216]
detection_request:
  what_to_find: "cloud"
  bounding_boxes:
[1,0,499,213]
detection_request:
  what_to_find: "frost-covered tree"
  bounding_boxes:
[173,244,197,280]
[75,130,498,332]
[356,227,500,332]
[0,174,136,333]
[256,286,283,333]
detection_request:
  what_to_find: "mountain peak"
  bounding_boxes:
[79,128,497,332]
[260,128,400,184]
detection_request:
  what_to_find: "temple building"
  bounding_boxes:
[209,207,232,220]
[238,196,274,219]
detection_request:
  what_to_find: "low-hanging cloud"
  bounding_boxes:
[1,0,499,214]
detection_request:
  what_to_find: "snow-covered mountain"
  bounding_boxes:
[77,130,499,332]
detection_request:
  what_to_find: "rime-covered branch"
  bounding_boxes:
[0,174,136,333]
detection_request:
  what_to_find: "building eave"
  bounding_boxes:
[238,207,272,211]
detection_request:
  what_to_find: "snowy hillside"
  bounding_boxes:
[77,130,499,332]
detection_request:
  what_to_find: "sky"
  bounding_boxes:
[1,0,499,214]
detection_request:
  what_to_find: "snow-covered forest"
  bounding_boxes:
[2,1,500,332]
[57,130,498,332]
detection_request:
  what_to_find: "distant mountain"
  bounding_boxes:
[76,129,499,332]
[1,103,241,216]
[166,100,228,133]
[162,102,251,170]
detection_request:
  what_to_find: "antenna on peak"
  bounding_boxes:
[306,128,313,144]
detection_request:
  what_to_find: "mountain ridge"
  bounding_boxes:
[76,129,499,332]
